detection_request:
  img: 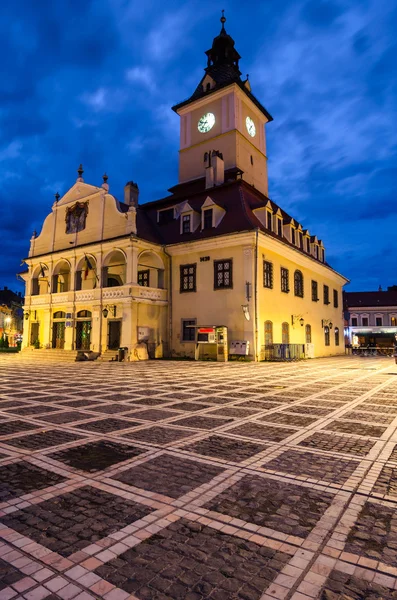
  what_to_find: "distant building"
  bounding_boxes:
[0,287,24,346]
[344,288,397,348]
[20,15,348,360]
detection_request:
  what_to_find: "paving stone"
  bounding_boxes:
[124,409,182,421]
[320,570,397,600]
[50,440,146,472]
[284,405,334,416]
[207,407,261,418]
[126,398,169,406]
[264,450,358,483]
[5,405,61,416]
[3,429,85,450]
[299,432,375,456]
[345,501,397,566]
[40,412,91,424]
[206,474,334,537]
[343,410,395,424]
[185,435,266,462]
[58,400,103,408]
[0,557,25,591]
[0,461,66,502]
[94,518,290,599]
[172,416,233,430]
[228,422,296,442]
[0,400,30,408]
[324,420,387,438]
[166,402,211,412]
[122,426,194,444]
[236,400,282,410]
[1,486,154,557]
[372,465,397,497]
[72,418,140,433]
[0,420,41,436]
[113,454,224,498]
[259,412,318,427]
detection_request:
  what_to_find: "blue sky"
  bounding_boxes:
[1,0,396,292]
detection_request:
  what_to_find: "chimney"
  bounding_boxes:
[212,150,224,186]
[205,166,214,189]
[124,181,139,206]
[4,286,7,291]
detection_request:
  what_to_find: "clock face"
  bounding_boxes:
[198,112,215,133]
[246,116,256,137]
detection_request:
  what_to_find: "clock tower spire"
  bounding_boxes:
[172,12,273,196]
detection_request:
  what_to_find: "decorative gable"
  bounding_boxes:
[201,196,226,228]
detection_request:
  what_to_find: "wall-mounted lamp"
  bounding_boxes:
[322,319,333,329]
[24,311,30,321]
[241,305,250,321]
[102,305,116,318]
[291,314,304,327]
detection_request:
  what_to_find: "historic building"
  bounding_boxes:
[344,288,397,349]
[21,15,348,360]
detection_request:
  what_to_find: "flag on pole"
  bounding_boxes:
[84,255,92,280]
[39,263,46,278]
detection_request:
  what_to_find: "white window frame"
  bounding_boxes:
[180,212,192,234]
[350,313,358,326]
[361,314,370,327]
[201,208,214,230]
[375,313,383,327]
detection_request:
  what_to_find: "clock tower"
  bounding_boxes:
[172,13,273,196]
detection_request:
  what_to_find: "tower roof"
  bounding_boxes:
[172,12,272,122]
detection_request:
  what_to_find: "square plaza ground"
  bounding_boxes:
[1,355,397,600]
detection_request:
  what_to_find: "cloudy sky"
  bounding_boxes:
[1,0,396,292]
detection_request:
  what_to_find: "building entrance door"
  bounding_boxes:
[108,321,121,349]
[52,322,65,349]
[30,322,39,346]
[76,321,91,350]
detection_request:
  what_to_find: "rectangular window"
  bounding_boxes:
[333,289,338,308]
[376,317,382,326]
[321,248,325,262]
[263,261,273,289]
[281,267,289,293]
[214,259,233,289]
[291,228,296,245]
[324,327,330,346]
[323,285,330,305]
[182,214,191,233]
[267,211,272,231]
[299,231,303,248]
[311,280,318,302]
[391,317,397,326]
[277,219,282,236]
[158,208,174,225]
[315,245,319,259]
[351,317,358,326]
[138,270,150,287]
[306,238,310,253]
[362,317,369,326]
[182,319,196,342]
[180,264,196,293]
[203,209,213,230]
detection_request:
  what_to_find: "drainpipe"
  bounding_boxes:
[162,246,172,358]
[254,228,259,362]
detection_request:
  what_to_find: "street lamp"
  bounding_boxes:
[102,305,116,318]
[291,315,304,327]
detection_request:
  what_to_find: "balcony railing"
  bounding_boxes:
[25,284,168,306]
[261,344,306,361]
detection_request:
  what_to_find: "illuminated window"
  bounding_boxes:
[182,319,196,342]
[138,270,150,287]
[263,261,273,289]
[281,268,289,293]
[324,326,330,346]
[182,214,191,233]
[214,260,232,289]
[294,270,304,298]
[180,264,196,293]
[312,280,319,302]
[391,317,397,326]
[335,327,340,346]
[305,324,312,343]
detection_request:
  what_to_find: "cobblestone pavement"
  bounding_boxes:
[1,356,397,599]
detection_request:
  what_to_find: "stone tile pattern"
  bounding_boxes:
[113,454,224,499]
[1,485,154,557]
[185,434,266,462]
[264,450,358,484]
[345,501,397,566]
[2,429,84,449]
[298,432,376,456]
[321,570,397,600]
[0,557,25,591]
[205,474,334,537]
[50,440,147,472]
[94,518,290,599]
[0,461,66,502]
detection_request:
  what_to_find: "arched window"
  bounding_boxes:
[294,270,304,297]
[103,250,126,288]
[75,255,97,291]
[334,327,340,346]
[264,321,273,346]
[52,260,71,293]
[53,311,66,319]
[324,326,330,346]
[77,310,92,318]
[282,322,290,344]
[305,324,312,344]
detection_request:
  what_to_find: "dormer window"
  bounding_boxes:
[277,218,283,236]
[315,245,319,259]
[206,82,211,91]
[306,238,310,253]
[266,211,272,231]
[291,227,296,245]
[158,208,174,225]
[203,208,213,230]
[299,231,303,249]
[182,214,191,234]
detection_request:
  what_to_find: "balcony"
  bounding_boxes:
[25,285,168,307]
